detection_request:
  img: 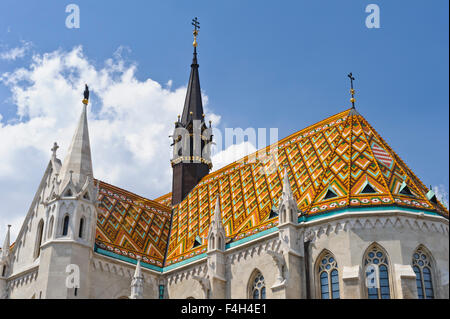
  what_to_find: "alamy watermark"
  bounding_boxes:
[171,120,279,176]
[365,4,380,29]
[65,264,80,288]
[65,4,80,29]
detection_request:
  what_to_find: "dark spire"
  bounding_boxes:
[180,50,204,125]
[180,17,204,126]
[171,18,212,206]
[347,72,356,109]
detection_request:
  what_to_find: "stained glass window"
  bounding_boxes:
[317,252,340,299]
[412,247,434,299]
[250,272,266,299]
[364,245,390,299]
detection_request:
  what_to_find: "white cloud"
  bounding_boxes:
[0,45,224,242]
[0,40,32,61]
[211,141,257,171]
[433,184,449,209]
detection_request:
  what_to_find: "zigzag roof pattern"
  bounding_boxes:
[94,180,172,268]
[91,109,448,269]
[164,108,448,266]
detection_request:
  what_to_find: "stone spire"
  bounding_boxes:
[1,225,10,261]
[278,168,298,225]
[208,197,226,252]
[59,85,93,190]
[130,258,144,299]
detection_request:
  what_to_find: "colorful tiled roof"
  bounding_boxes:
[95,180,172,268]
[165,109,448,266]
[154,192,172,208]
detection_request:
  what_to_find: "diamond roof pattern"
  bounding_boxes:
[94,109,448,268]
[94,180,172,268]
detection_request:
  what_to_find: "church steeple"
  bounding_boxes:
[59,85,93,190]
[180,47,204,126]
[171,18,213,206]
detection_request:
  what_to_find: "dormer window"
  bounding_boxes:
[323,188,338,200]
[192,235,202,248]
[361,183,377,194]
[399,182,413,196]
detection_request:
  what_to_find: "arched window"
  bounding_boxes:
[412,246,434,299]
[62,215,70,236]
[364,244,391,299]
[34,220,44,258]
[209,235,215,250]
[249,271,266,299]
[218,236,222,250]
[48,216,54,238]
[317,251,340,299]
[78,217,85,238]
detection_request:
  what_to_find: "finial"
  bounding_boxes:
[51,142,59,158]
[209,120,212,128]
[192,17,200,48]
[177,115,180,122]
[347,73,356,108]
[82,84,89,105]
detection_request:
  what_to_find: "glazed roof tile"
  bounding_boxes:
[93,109,448,269]
[164,109,448,266]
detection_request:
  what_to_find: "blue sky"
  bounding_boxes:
[0,1,448,238]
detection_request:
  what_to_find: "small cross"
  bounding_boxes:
[192,17,200,31]
[347,72,356,108]
[51,142,59,158]
[347,72,355,89]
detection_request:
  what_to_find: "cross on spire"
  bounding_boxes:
[347,72,356,109]
[51,142,59,158]
[192,17,200,31]
[192,17,200,48]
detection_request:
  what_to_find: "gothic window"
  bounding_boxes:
[317,252,340,299]
[412,246,434,299]
[2,265,6,277]
[250,271,266,299]
[48,216,54,238]
[218,236,222,250]
[209,235,215,250]
[34,220,44,259]
[364,244,391,299]
[62,215,70,236]
[78,217,85,239]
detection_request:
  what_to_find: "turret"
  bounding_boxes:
[130,258,144,299]
[171,18,213,206]
[0,225,11,299]
[36,85,98,299]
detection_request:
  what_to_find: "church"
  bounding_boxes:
[0,21,448,299]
